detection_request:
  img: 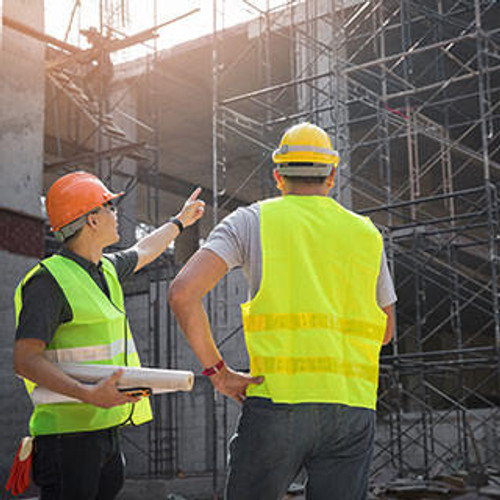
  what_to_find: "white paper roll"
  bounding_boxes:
[30,364,194,405]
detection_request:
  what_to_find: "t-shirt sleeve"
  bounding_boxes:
[201,208,249,269]
[104,249,139,282]
[376,247,397,308]
[15,270,71,344]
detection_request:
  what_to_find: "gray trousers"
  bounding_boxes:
[226,398,375,500]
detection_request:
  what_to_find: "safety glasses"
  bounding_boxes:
[102,200,117,212]
[89,200,117,215]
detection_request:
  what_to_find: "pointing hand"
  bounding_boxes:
[177,187,206,229]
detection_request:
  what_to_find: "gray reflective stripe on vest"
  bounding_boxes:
[277,165,333,177]
[43,337,138,363]
[274,144,339,157]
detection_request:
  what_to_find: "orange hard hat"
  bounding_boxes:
[46,171,124,232]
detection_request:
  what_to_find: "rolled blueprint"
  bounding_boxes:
[30,363,194,405]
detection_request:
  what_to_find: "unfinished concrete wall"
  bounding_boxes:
[175,269,248,477]
[1,0,45,216]
[292,1,351,207]
[123,267,248,484]
[108,80,140,248]
[0,0,45,484]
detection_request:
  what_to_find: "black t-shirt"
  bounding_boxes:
[15,248,138,345]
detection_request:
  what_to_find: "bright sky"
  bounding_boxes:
[45,0,290,62]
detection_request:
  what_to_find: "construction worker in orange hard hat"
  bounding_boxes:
[46,171,125,241]
[11,171,205,499]
[169,122,396,500]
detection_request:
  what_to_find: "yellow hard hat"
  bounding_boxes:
[272,122,339,176]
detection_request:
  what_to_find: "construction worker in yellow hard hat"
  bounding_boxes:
[169,122,396,500]
[12,171,204,499]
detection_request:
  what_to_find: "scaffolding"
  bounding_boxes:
[24,0,500,494]
[211,0,500,488]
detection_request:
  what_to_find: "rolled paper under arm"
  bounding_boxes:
[58,363,194,391]
[30,363,194,405]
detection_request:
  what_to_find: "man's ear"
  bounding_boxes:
[326,167,336,189]
[273,168,285,191]
[86,213,98,229]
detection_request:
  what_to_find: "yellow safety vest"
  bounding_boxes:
[15,254,152,435]
[241,195,387,409]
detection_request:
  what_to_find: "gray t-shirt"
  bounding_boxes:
[202,202,397,308]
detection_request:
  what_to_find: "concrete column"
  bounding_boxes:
[294,0,352,208]
[0,0,45,482]
[109,81,139,248]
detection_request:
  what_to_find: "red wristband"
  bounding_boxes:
[202,359,225,377]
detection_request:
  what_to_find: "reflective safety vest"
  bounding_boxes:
[241,195,387,409]
[14,255,152,436]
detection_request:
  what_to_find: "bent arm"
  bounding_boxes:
[169,249,228,368]
[15,338,88,400]
[169,249,262,402]
[382,304,395,345]
[14,338,137,408]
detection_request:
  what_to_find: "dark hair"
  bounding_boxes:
[62,226,83,244]
[282,175,328,185]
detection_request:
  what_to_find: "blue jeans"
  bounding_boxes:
[226,398,375,500]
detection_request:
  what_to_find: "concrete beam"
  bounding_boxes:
[135,166,246,213]
[44,136,247,212]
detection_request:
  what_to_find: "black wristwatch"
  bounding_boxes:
[169,217,184,233]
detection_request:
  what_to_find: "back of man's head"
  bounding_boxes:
[272,123,339,185]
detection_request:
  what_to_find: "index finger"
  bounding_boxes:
[188,187,202,202]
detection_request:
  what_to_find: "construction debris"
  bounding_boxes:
[479,485,500,498]
[166,494,188,500]
[373,470,500,499]
[377,478,452,497]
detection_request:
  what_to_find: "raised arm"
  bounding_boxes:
[132,188,205,273]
